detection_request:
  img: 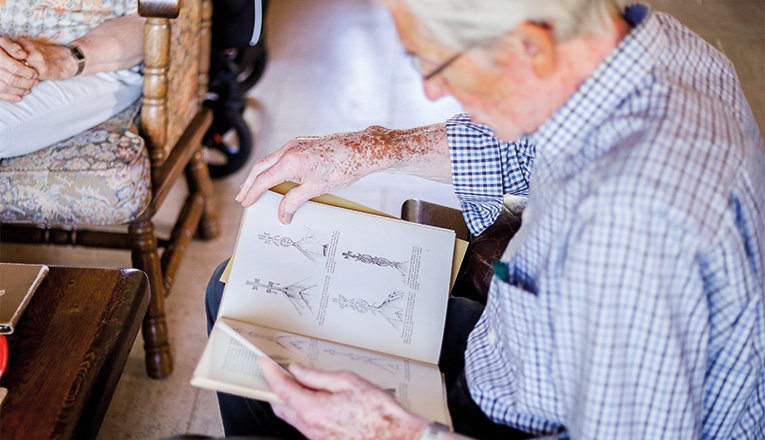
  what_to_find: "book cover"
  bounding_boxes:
[0,263,49,334]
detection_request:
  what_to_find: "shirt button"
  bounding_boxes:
[487,328,497,344]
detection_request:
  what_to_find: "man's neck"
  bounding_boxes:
[544,12,631,115]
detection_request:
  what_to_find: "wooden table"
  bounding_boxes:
[0,266,150,440]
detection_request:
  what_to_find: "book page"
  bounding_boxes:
[220,187,469,296]
[193,318,451,426]
[192,320,282,403]
[219,191,455,365]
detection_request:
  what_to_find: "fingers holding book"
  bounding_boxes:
[261,360,426,440]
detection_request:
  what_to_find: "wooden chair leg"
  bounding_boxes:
[129,218,174,379]
[186,147,220,241]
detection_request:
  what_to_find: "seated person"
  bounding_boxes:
[207,0,765,438]
[0,0,145,158]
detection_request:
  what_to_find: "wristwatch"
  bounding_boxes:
[419,422,450,440]
[65,44,86,76]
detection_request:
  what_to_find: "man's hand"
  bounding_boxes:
[261,360,428,440]
[0,37,38,103]
[236,123,451,224]
[236,128,396,224]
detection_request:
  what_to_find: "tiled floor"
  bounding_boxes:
[0,0,762,438]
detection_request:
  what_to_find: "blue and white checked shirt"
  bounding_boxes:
[447,5,765,439]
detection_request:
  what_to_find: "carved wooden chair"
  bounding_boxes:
[0,0,219,379]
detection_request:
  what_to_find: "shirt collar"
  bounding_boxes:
[527,3,666,184]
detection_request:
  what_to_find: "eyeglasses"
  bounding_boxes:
[410,50,464,81]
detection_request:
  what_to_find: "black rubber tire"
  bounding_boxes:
[204,112,253,179]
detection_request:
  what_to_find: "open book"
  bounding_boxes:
[192,189,461,426]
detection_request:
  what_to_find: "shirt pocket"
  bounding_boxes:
[485,272,556,409]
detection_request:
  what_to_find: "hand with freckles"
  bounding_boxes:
[260,359,431,440]
[236,123,452,224]
[0,36,39,103]
[237,130,384,224]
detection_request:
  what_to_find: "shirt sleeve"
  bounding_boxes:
[446,113,535,235]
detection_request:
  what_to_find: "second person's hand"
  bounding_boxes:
[0,36,38,103]
[16,38,81,80]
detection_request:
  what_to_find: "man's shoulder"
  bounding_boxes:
[586,106,762,236]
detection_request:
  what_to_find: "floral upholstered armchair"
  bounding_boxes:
[0,0,219,379]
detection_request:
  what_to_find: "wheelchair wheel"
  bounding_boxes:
[203,110,253,179]
[234,39,268,95]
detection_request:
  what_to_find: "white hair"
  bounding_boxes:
[389,0,621,50]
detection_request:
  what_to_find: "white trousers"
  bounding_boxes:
[0,67,143,158]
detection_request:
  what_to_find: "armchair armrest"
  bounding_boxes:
[138,0,180,19]
[401,199,471,242]
[401,198,523,304]
[138,0,211,165]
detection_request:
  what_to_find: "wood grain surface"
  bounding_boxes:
[0,266,149,440]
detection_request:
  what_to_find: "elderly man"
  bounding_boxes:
[206,0,765,438]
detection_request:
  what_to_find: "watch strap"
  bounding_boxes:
[65,45,85,76]
[419,422,450,440]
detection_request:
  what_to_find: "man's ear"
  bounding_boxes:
[495,22,556,78]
